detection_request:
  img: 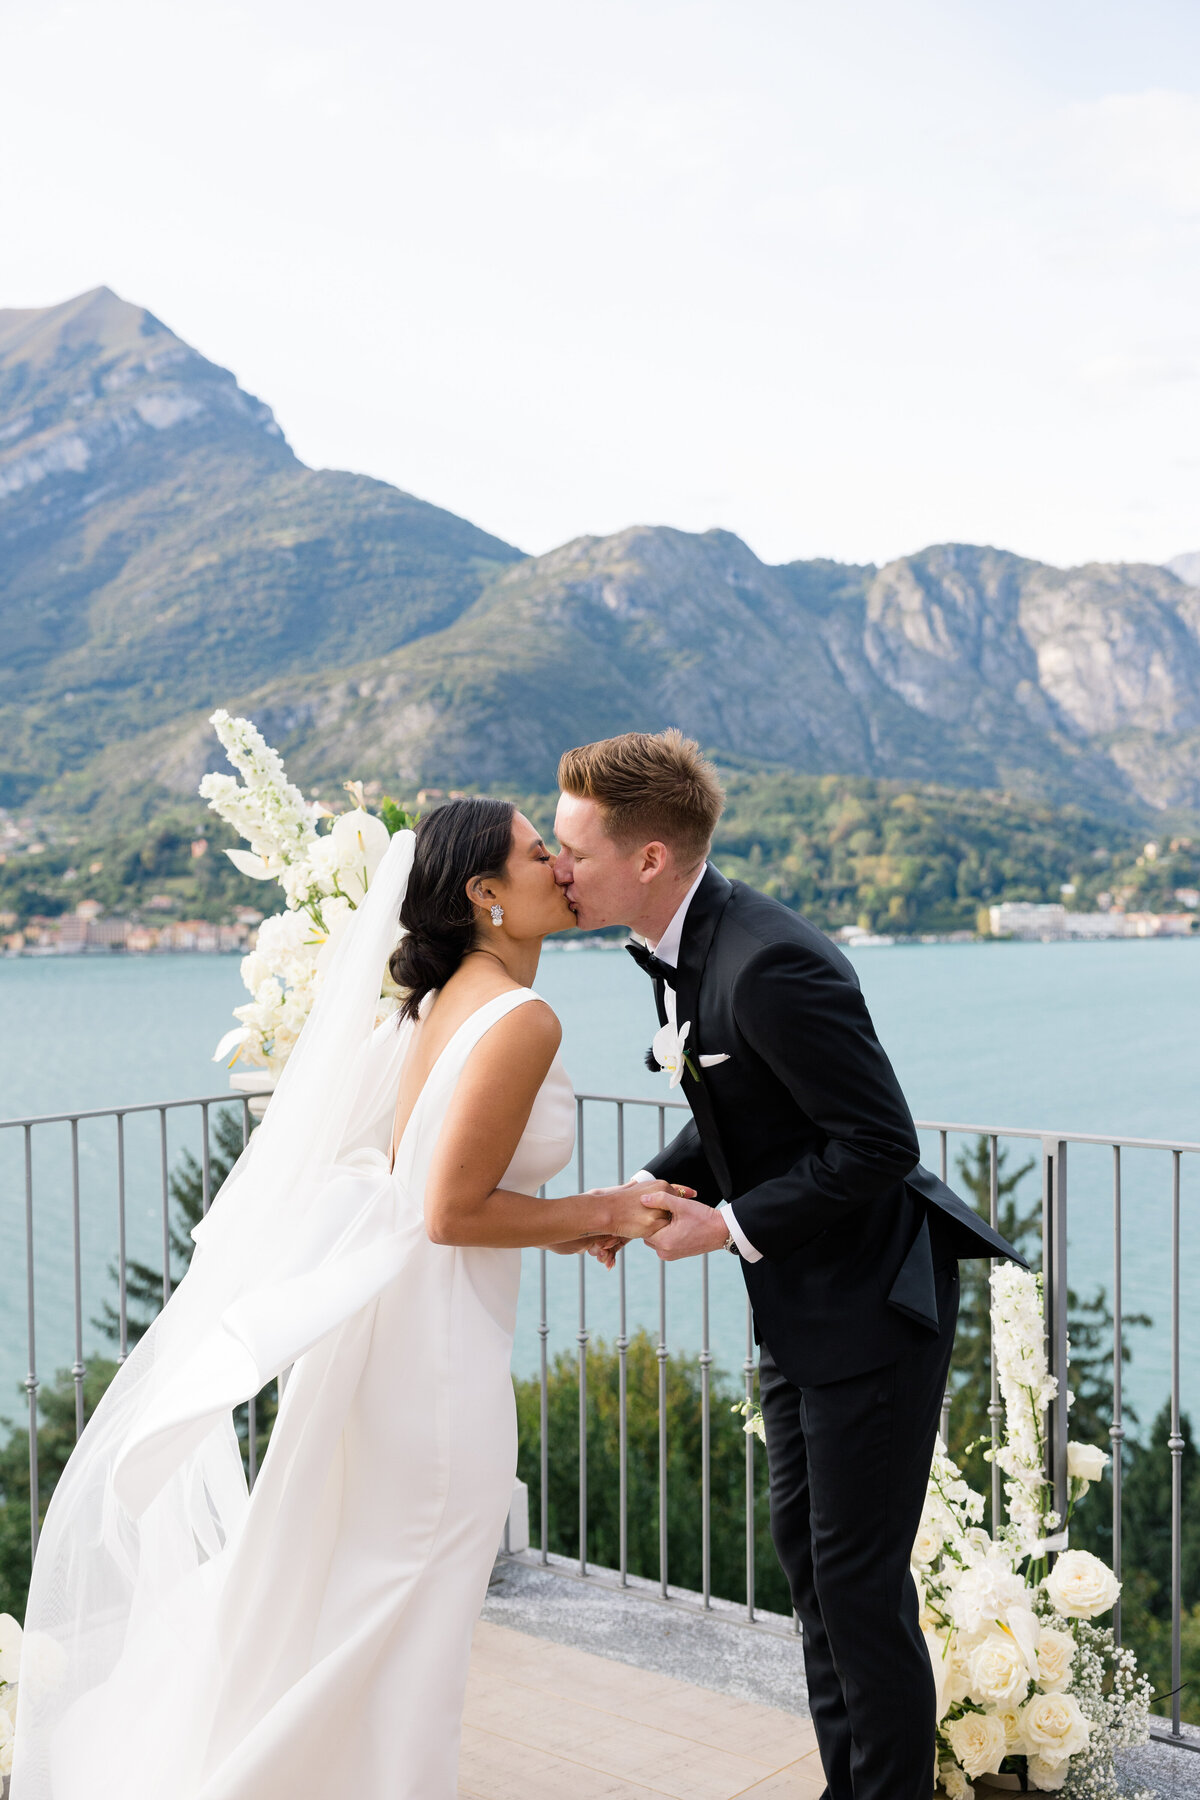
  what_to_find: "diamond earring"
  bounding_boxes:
[490,903,504,926]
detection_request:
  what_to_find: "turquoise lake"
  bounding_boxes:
[1,938,1198,1437]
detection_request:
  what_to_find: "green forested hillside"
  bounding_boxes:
[10,770,1193,939]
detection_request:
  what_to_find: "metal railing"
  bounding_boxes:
[1,1090,1196,1749]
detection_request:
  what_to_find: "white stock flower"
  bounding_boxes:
[945,1709,1008,1779]
[1043,1551,1121,1620]
[1025,1755,1069,1790]
[989,1265,1058,1550]
[948,1557,1029,1635]
[1019,1690,1090,1766]
[0,1706,13,1777]
[1067,1441,1108,1493]
[0,1612,22,1684]
[1035,1627,1076,1691]
[966,1631,1031,1706]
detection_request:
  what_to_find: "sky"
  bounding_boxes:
[2,0,1199,570]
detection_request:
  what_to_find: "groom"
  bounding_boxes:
[553,729,1022,1800]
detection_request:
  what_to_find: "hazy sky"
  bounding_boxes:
[3,0,1199,569]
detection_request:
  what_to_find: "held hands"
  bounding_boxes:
[638,1190,732,1262]
[583,1178,701,1270]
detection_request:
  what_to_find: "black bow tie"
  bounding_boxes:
[625,940,675,985]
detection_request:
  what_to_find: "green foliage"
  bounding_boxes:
[0,811,272,927]
[515,1331,790,1615]
[709,768,1197,937]
[0,1357,117,1617]
[379,796,418,836]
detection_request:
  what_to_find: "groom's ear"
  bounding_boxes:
[637,841,670,883]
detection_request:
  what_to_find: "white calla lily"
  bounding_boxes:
[212,1025,252,1065]
[330,808,391,893]
[224,847,279,880]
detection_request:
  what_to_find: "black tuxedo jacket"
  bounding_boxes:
[642,867,1024,1387]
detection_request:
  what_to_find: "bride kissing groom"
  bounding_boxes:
[11,726,1019,1800]
[553,729,1022,1800]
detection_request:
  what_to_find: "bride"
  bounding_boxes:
[12,797,682,1800]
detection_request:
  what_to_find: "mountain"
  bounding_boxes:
[1168,551,1200,589]
[0,287,522,808]
[77,529,1200,825]
[6,288,1200,827]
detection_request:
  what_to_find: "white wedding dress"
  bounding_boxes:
[13,833,575,1800]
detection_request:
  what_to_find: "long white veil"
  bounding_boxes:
[12,829,418,1799]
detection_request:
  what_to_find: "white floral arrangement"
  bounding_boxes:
[200,711,412,1080]
[0,1611,21,1781]
[916,1264,1154,1796]
[738,1265,1154,1796]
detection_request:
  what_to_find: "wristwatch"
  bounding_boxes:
[722,1228,739,1256]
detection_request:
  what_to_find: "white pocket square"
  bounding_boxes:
[698,1053,730,1068]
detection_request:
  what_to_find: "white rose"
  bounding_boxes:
[1067,1442,1108,1485]
[1026,1754,1069,1790]
[1035,1627,1076,1692]
[1020,1690,1090,1766]
[992,1705,1025,1754]
[945,1643,976,1706]
[912,1519,943,1566]
[1043,1550,1120,1620]
[966,1632,1030,1706]
[945,1708,1008,1779]
[0,1613,21,1685]
[941,1763,973,1800]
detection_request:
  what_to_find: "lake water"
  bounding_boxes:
[2,939,1198,1436]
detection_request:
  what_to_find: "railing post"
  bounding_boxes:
[700,1252,711,1609]
[657,1258,668,1598]
[987,1134,1003,1533]
[538,1240,549,1565]
[1041,1137,1069,1522]
[1110,1145,1123,1645]
[744,1294,756,1621]
[70,1117,85,1440]
[616,1108,628,1587]
[576,1099,588,1576]
[23,1123,40,1561]
[1169,1150,1184,1741]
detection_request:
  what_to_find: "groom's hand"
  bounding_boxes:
[641,1191,730,1261]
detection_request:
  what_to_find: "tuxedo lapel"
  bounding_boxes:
[673,867,735,1197]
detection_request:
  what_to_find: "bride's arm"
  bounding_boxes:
[423,1000,683,1248]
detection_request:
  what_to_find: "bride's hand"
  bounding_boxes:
[597,1179,694,1241]
[586,1234,626,1270]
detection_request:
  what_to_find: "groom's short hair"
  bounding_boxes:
[558,730,724,865]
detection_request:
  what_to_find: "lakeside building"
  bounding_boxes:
[988,901,1198,941]
[5,910,252,955]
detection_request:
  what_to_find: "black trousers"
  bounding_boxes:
[757,1263,958,1800]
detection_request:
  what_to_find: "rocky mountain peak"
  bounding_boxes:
[0,285,289,516]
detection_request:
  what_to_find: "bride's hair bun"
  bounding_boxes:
[390,798,516,1022]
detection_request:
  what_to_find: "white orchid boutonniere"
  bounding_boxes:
[651,1019,730,1087]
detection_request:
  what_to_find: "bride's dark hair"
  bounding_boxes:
[390,797,516,1023]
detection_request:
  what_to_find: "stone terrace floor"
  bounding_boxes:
[465,1555,1200,1799]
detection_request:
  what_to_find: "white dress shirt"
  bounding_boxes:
[632,867,762,1262]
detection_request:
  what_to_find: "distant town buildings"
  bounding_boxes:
[987,902,1198,941]
[3,904,253,956]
